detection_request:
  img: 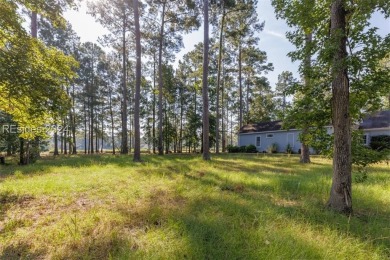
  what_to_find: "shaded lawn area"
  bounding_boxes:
[0,154,389,259]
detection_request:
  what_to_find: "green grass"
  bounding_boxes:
[0,154,389,259]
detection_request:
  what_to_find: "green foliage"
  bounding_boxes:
[267,143,278,154]
[245,144,257,153]
[286,143,293,154]
[352,131,390,182]
[370,135,390,151]
[227,145,240,153]
[239,146,247,153]
[227,144,258,153]
[0,0,78,142]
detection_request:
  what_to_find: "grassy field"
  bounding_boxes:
[0,154,389,259]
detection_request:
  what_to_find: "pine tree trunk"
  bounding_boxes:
[71,85,77,154]
[215,6,226,154]
[158,2,166,155]
[64,118,68,155]
[133,0,142,162]
[238,44,243,128]
[121,12,129,154]
[153,51,157,154]
[327,0,352,214]
[202,0,210,160]
[54,127,59,156]
[109,89,115,155]
[19,138,25,165]
[84,102,87,154]
[221,63,226,152]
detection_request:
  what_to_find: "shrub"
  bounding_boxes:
[245,144,257,153]
[286,143,293,154]
[267,143,278,153]
[227,145,240,153]
[239,146,247,153]
[370,135,390,151]
[352,132,390,182]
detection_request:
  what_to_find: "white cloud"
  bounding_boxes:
[263,30,287,41]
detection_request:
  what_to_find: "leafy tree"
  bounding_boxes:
[145,0,201,155]
[273,0,390,213]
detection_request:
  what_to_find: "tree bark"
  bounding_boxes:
[215,5,226,154]
[71,85,77,154]
[133,0,142,162]
[84,101,87,154]
[238,43,243,128]
[153,51,157,154]
[109,88,115,155]
[221,63,226,152]
[121,12,129,154]
[327,0,352,214]
[31,11,37,38]
[158,2,166,155]
[54,125,59,156]
[202,0,210,160]
[300,33,312,163]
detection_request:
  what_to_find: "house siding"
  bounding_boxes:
[363,128,390,146]
[239,130,303,153]
[238,127,389,152]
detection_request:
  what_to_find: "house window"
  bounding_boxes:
[362,135,368,145]
[256,136,261,147]
[266,134,274,138]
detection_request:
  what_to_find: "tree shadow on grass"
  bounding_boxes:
[189,170,390,257]
[0,242,45,260]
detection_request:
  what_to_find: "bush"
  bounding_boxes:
[267,143,278,153]
[370,135,390,151]
[352,132,390,182]
[245,144,257,153]
[227,144,258,153]
[286,143,293,154]
[227,145,240,153]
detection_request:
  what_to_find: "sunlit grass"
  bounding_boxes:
[0,154,389,259]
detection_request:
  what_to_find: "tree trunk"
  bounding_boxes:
[158,2,166,155]
[121,12,129,154]
[133,0,142,162]
[90,46,95,155]
[300,33,312,164]
[54,126,59,156]
[31,11,37,38]
[109,88,115,155]
[300,128,311,163]
[64,118,68,155]
[153,51,157,154]
[101,102,104,153]
[215,5,226,154]
[71,84,77,154]
[221,63,226,152]
[19,138,25,165]
[179,83,184,153]
[238,43,243,128]
[202,0,210,161]
[84,101,87,154]
[327,0,352,214]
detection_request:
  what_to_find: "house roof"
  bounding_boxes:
[359,110,390,130]
[239,120,283,134]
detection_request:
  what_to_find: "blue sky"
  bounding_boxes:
[65,1,389,88]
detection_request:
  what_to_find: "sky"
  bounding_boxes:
[65,1,390,88]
